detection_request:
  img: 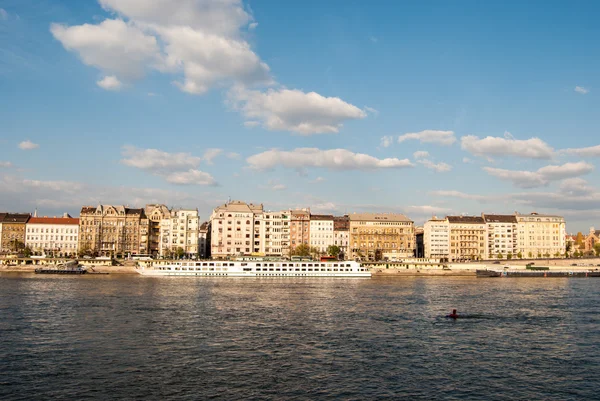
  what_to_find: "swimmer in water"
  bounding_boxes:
[446,309,459,319]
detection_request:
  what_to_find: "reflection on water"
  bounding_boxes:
[1,274,599,400]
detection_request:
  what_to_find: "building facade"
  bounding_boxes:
[289,209,310,250]
[210,201,263,258]
[309,214,334,254]
[349,213,414,261]
[515,212,566,258]
[423,217,450,260]
[448,216,487,261]
[145,204,171,256]
[255,210,290,257]
[26,215,79,257]
[198,221,211,259]
[333,215,350,259]
[483,214,517,259]
[159,209,200,258]
[0,213,30,253]
[78,205,149,257]
[584,227,600,255]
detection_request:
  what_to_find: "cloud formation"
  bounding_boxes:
[164,169,217,186]
[413,151,430,159]
[398,130,456,146]
[0,161,13,168]
[574,86,589,94]
[417,159,452,172]
[563,144,600,157]
[229,87,366,135]
[18,140,39,150]
[461,134,554,159]
[97,75,123,91]
[247,148,414,171]
[380,136,393,148]
[483,161,594,188]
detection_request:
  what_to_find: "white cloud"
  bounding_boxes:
[164,169,217,186]
[563,144,600,157]
[121,145,201,171]
[483,161,594,188]
[413,151,430,159]
[51,19,160,80]
[18,140,39,150]
[429,190,495,202]
[461,134,554,159]
[364,106,379,116]
[574,86,589,95]
[310,176,326,183]
[404,205,452,215]
[226,152,241,159]
[380,136,393,148]
[398,130,456,146]
[462,157,474,164]
[0,8,8,20]
[229,87,366,135]
[0,161,12,168]
[247,148,414,171]
[97,75,123,91]
[417,159,452,172]
[22,179,84,193]
[249,22,258,30]
[243,121,260,128]
[262,179,286,191]
[202,148,223,164]
[559,178,594,196]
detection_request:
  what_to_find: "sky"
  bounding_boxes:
[0,0,599,233]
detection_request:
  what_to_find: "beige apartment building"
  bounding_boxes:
[333,216,350,259]
[145,204,171,256]
[210,201,263,258]
[423,217,450,260]
[26,215,79,257]
[448,216,487,261]
[309,214,334,254]
[159,209,200,258]
[483,214,517,259]
[349,213,414,261]
[255,210,290,256]
[0,213,30,253]
[79,205,149,257]
[289,209,310,250]
[515,212,566,258]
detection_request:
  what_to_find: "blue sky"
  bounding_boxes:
[0,0,599,232]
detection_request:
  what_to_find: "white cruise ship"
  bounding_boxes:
[137,260,371,278]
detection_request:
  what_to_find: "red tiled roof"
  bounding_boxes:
[28,217,79,225]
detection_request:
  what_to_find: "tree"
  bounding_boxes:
[326,245,341,259]
[175,247,185,259]
[517,252,523,259]
[23,247,32,258]
[528,252,533,258]
[310,246,322,259]
[566,241,572,254]
[163,248,174,260]
[554,252,560,258]
[497,252,503,259]
[291,243,310,257]
[594,243,600,257]
[507,253,513,260]
[575,232,584,246]
[544,252,550,258]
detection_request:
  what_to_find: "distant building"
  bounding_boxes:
[145,204,171,256]
[415,226,424,258]
[0,213,31,253]
[255,210,290,257]
[210,201,263,258]
[198,221,211,259]
[333,215,350,259]
[584,227,600,255]
[78,205,149,258]
[515,212,566,258]
[289,209,310,250]
[447,216,487,261]
[349,213,414,261]
[159,209,200,258]
[483,214,518,259]
[26,214,79,257]
[309,214,334,254]
[423,217,450,260]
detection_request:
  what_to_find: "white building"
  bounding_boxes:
[159,209,199,258]
[255,210,290,256]
[483,214,518,259]
[309,214,334,254]
[25,215,79,257]
[423,217,450,260]
[333,216,350,259]
[515,212,566,258]
[210,201,263,258]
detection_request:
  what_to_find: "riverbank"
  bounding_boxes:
[0,265,139,274]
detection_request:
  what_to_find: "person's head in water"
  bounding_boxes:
[453,309,457,315]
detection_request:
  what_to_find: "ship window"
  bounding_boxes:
[209,263,214,266]
[327,269,331,272]
[301,268,306,271]
[282,268,287,271]
[229,263,235,266]
[269,263,274,267]
[256,263,261,267]
[276,268,281,271]
[308,264,313,267]
[243,268,251,271]
[333,264,338,267]
[210,268,214,271]
[334,269,338,271]
[242,263,247,266]
[308,269,313,272]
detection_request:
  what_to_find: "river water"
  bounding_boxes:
[1,274,599,400]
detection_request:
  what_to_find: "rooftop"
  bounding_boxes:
[447,216,485,224]
[29,217,79,225]
[483,214,518,224]
[349,212,412,223]
[311,214,334,221]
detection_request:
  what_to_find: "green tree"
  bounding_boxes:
[566,241,572,254]
[554,252,560,258]
[528,251,533,258]
[326,245,341,258]
[163,248,174,260]
[23,247,32,258]
[594,243,600,257]
[575,232,584,246]
[291,243,311,257]
[544,252,550,258]
[517,251,523,259]
[175,247,185,259]
[507,253,513,260]
[497,252,503,259]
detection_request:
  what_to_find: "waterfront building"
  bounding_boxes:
[78,205,149,257]
[255,210,290,256]
[0,213,30,253]
[309,214,334,254]
[145,204,171,256]
[515,212,566,259]
[198,221,211,259]
[289,209,310,250]
[26,214,79,257]
[210,201,263,258]
[423,217,450,260]
[349,213,414,261]
[333,215,350,259]
[584,227,599,255]
[447,216,487,261]
[483,214,518,260]
[159,209,200,258]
